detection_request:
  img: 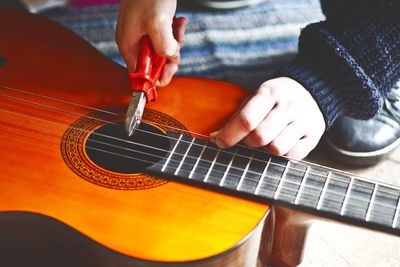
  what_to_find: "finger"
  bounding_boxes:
[122,41,141,73]
[242,105,292,148]
[213,92,275,148]
[156,17,186,86]
[158,62,178,86]
[282,136,320,160]
[173,17,188,47]
[115,19,142,72]
[264,122,305,156]
[115,1,144,72]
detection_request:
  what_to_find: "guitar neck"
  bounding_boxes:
[147,132,400,236]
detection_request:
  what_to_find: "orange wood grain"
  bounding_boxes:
[0,7,270,263]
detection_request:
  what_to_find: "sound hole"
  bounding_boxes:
[85,122,170,174]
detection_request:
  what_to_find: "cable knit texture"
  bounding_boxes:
[279,0,400,128]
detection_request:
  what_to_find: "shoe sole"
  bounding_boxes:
[324,136,400,166]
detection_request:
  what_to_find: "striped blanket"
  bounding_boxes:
[43,0,324,90]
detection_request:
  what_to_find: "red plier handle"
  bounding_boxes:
[128,35,166,102]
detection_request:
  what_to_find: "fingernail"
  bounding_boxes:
[209,132,217,143]
[216,138,228,149]
[210,131,219,138]
[210,131,227,148]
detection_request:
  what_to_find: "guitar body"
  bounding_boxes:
[0,7,272,266]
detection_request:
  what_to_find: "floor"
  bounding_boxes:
[295,141,400,266]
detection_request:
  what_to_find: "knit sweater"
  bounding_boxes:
[279,0,400,127]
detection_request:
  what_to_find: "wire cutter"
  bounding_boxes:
[125,35,166,136]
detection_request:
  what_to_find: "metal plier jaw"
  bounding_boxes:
[125,35,166,136]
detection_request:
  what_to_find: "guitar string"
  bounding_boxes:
[2,105,331,196]
[0,84,341,163]
[2,83,389,188]
[1,90,398,216]
[0,87,381,185]
[0,86,398,197]
[3,107,399,218]
[80,138,397,220]
[0,85,118,115]
[0,85,212,137]
[0,89,338,180]
[0,93,389,200]
[1,90,398,203]
[84,137,400,219]
[125,127,400,202]
[44,119,390,218]
[0,84,385,182]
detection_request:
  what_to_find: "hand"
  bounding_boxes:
[116,0,187,86]
[210,77,326,159]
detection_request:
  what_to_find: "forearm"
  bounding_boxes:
[279,0,400,128]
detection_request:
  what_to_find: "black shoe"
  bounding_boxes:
[325,83,400,166]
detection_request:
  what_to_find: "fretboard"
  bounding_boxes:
[147,132,400,236]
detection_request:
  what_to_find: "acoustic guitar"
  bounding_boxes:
[0,6,399,267]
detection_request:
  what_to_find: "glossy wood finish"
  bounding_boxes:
[0,7,271,265]
[0,211,273,267]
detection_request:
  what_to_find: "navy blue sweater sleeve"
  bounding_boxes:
[278,0,400,128]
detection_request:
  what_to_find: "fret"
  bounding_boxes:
[219,150,236,187]
[318,172,351,214]
[190,142,217,181]
[340,177,354,216]
[256,157,287,199]
[161,134,183,172]
[236,153,252,191]
[365,183,378,221]
[254,157,271,195]
[393,196,400,229]
[188,141,207,179]
[173,137,207,178]
[296,166,328,208]
[365,184,400,228]
[235,148,272,193]
[317,172,331,210]
[274,161,307,203]
[174,137,195,176]
[273,162,288,200]
[236,149,269,194]
[221,149,252,190]
[340,178,374,220]
[204,150,220,182]
[205,148,233,186]
[294,167,309,205]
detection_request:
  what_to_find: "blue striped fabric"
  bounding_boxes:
[43,1,324,90]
